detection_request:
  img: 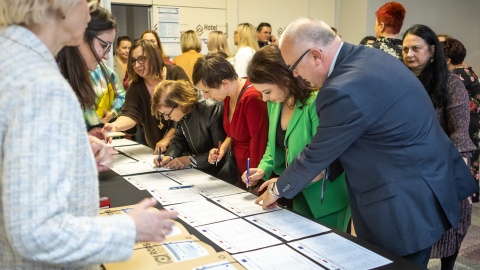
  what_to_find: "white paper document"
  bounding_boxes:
[162,168,214,183]
[192,261,238,270]
[161,240,210,262]
[106,154,137,165]
[124,172,179,190]
[288,233,392,270]
[193,180,246,198]
[195,219,282,254]
[245,209,330,241]
[213,192,282,217]
[165,200,237,226]
[233,245,320,270]
[110,138,138,147]
[162,169,246,198]
[109,161,159,175]
[149,186,206,206]
[115,144,157,163]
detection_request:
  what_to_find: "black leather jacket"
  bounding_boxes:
[164,100,226,175]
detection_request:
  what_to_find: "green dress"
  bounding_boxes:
[257,92,351,231]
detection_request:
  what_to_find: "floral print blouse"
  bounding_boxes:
[366,37,403,61]
[453,66,480,179]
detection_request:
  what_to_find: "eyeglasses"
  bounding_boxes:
[94,35,112,56]
[130,55,147,65]
[288,49,311,72]
[158,107,176,119]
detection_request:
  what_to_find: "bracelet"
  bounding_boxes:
[268,182,282,199]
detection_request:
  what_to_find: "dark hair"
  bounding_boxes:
[403,24,448,108]
[56,7,117,111]
[116,36,131,48]
[376,2,406,35]
[85,7,118,103]
[256,22,271,32]
[247,45,315,108]
[57,47,95,110]
[127,39,165,83]
[442,38,466,65]
[192,53,238,88]
[359,36,376,45]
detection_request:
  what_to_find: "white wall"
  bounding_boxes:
[232,0,336,55]
[339,0,480,72]
[109,0,479,71]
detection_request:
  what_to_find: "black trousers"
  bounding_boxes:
[402,246,432,269]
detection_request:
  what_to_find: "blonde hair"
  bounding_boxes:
[180,30,202,53]
[0,0,96,27]
[151,80,198,118]
[207,31,231,56]
[236,23,259,51]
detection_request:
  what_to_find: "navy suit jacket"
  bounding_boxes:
[276,43,477,256]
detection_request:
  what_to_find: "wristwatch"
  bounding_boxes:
[268,182,282,199]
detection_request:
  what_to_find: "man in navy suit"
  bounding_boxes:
[255,17,477,268]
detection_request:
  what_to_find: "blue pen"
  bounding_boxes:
[169,185,194,190]
[246,158,250,188]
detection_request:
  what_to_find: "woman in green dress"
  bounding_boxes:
[242,45,351,231]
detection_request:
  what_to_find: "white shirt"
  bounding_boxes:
[234,46,256,78]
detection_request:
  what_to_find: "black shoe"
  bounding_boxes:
[473,192,479,203]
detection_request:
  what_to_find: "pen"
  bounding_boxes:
[246,158,250,188]
[216,141,221,166]
[169,185,194,190]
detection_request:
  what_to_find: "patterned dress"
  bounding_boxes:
[366,37,403,61]
[431,72,476,258]
[452,67,480,187]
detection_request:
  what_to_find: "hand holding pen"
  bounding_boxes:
[208,147,223,164]
[246,158,251,189]
[241,167,265,186]
[215,141,222,166]
[154,155,172,167]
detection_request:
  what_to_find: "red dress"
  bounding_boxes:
[223,81,269,188]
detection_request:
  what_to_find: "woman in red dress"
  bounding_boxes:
[193,53,268,188]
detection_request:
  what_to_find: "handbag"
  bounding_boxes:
[216,82,253,185]
[217,147,238,184]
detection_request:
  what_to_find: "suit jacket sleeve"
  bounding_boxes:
[276,87,367,198]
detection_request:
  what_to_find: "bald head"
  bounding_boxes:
[279,17,341,87]
[279,17,337,54]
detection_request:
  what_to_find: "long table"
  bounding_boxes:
[99,168,422,270]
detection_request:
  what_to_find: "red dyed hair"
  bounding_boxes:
[376,2,406,35]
